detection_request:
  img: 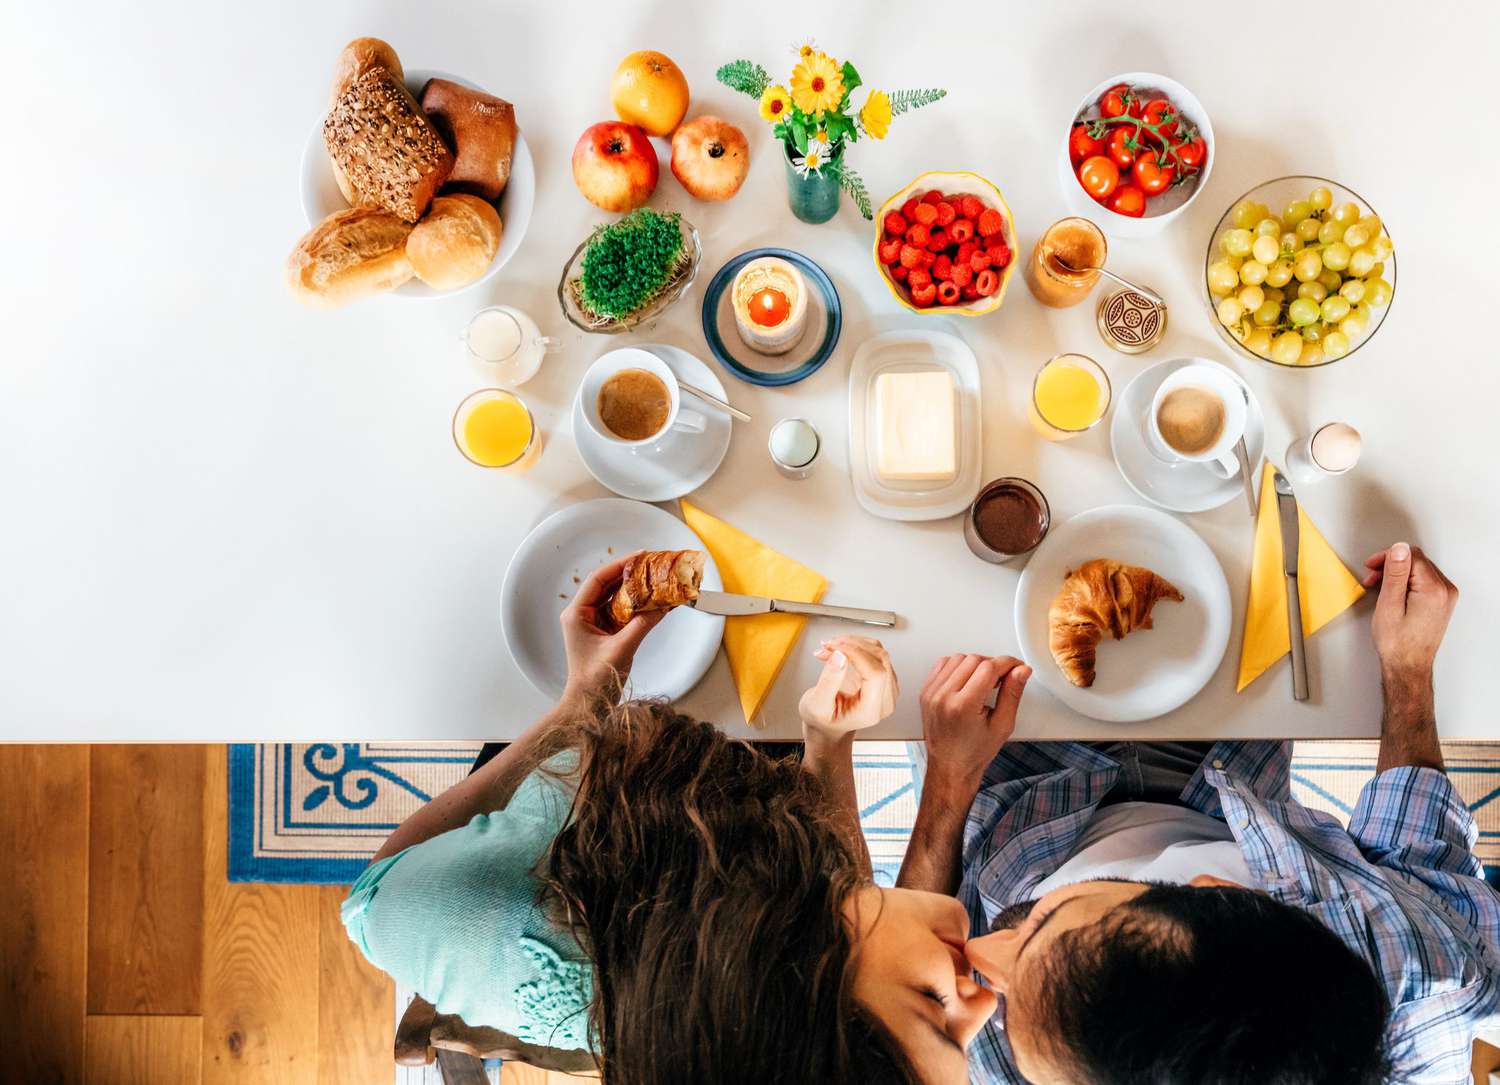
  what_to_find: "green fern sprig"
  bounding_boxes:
[716,60,771,100]
[888,88,947,116]
[829,162,873,220]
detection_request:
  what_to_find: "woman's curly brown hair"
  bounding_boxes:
[534,697,920,1085]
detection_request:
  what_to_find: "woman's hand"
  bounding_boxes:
[919,654,1031,797]
[559,553,667,706]
[798,636,899,741]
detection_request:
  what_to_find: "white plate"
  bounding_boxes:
[1110,357,1264,514]
[847,328,982,521]
[1015,505,1230,723]
[571,343,733,502]
[299,68,535,300]
[501,499,725,701]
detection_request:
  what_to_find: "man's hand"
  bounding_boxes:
[919,654,1031,797]
[1362,543,1457,773]
[559,553,666,706]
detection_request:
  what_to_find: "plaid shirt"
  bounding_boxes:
[958,740,1500,1085]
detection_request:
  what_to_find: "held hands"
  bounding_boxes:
[1362,542,1458,686]
[799,636,899,739]
[920,654,1031,795]
[559,552,666,705]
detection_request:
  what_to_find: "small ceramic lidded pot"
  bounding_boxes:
[732,256,810,355]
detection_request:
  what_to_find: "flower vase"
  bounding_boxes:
[783,142,841,224]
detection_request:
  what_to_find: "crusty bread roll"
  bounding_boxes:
[324,68,454,222]
[328,38,405,203]
[420,78,517,202]
[287,207,415,307]
[405,195,502,289]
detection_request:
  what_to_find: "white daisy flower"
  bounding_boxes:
[791,38,820,60]
[796,137,831,176]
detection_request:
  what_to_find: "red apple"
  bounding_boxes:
[572,121,659,212]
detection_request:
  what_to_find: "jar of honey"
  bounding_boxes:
[1025,218,1107,308]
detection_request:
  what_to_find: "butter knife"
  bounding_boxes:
[1273,470,1310,701]
[1234,437,1258,517]
[690,590,897,628]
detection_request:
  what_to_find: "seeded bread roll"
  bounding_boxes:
[406,195,502,289]
[324,68,454,223]
[287,207,415,307]
[419,78,517,202]
[328,38,405,204]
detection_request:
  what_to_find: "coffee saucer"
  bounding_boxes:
[571,342,733,503]
[1109,357,1264,514]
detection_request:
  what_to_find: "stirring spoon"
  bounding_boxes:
[1053,256,1166,308]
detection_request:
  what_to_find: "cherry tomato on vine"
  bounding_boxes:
[1098,82,1132,119]
[1077,155,1120,200]
[1069,123,1102,164]
[1105,128,1137,169]
[1132,154,1174,196]
[1107,183,1146,217]
[1175,136,1206,173]
[1140,98,1179,141]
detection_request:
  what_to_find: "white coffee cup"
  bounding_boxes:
[579,348,706,452]
[1144,363,1247,479]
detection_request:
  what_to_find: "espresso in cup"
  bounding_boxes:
[1155,385,1226,456]
[597,368,672,441]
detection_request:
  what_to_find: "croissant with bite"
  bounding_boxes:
[1048,559,1183,688]
[602,550,705,629]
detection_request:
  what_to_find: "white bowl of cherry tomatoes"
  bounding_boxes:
[1060,72,1213,239]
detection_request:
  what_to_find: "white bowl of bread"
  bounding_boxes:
[289,38,535,306]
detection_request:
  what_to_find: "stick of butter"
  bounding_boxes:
[873,369,957,483]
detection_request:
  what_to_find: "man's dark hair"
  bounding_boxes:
[1033,883,1391,1085]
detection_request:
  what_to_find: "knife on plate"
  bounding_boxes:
[690,590,897,628]
[1273,470,1310,702]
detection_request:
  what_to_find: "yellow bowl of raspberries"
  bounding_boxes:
[874,171,1018,316]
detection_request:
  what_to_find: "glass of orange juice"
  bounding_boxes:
[452,389,541,469]
[1029,353,1111,441]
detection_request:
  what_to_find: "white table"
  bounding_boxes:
[4,0,1498,742]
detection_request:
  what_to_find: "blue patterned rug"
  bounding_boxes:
[228,740,1500,884]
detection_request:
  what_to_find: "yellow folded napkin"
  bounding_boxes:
[680,499,828,725]
[1237,463,1365,691]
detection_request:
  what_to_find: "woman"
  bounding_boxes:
[344,554,1022,1083]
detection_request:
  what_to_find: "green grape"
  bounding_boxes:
[1317,219,1345,245]
[1322,242,1352,271]
[1333,201,1361,225]
[1369,236,1393,261]
[1238,285,1265,310]
[1342,224,1370,248]
[1340,308,1367,338]
[1295,217,1322,242]
[1251,235,1280,264]
[1217,297,1244,326]
[1366,278,1392,307]
[1301,323,1324,342]
[1280,231,1303,253]
[1322,330,1350,358]
[1318,269,1343,291]
[1298,340,1325,367]
[1254,300,1281,326]
[1265,259,1294,287]
[1309,186,1333,211]
[1244,328,1273,356]
[1263,287,1285,304]
[1231,202,1259,230]
[1297,281,1328,303]
[1293,249,1323,281]
[1357,213,1381,236]
[1223,229,1254,257]
[1255,217,1282,237]
[1320,296,1351,322]
[1272,331,1304,364]
[1207,260,1239,294]
[1239,260,1268,286]
[1338,279,1365,304]
[1348,247,1376,277]
[1288,298,1320,325]
[1282,199,1312,225]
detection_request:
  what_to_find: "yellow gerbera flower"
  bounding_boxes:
[759,85,791,123]
[860,89,892,140]
[790,52,844,115]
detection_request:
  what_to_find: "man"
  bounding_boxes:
[900,542,1495,1084]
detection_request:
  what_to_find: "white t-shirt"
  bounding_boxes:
[1030,801,1254,898]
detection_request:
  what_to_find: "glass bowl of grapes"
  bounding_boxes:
[1203,176,1395,368]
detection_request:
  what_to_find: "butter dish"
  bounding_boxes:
[848,328,983,521]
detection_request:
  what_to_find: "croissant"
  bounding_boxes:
[1048,559,1184,688]
[603,550,705,629]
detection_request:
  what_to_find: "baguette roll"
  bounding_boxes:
[328,37,405,203]
[286,207,414,307]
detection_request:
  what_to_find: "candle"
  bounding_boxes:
[731,257,809,356]
[750,287,791,328]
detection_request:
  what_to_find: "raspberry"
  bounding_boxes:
[960,195,984,220]
[890,264,909,283]
[878,237,903,265]
[910,281,937,307]
[970,249,991,272]
[961,282,980,300]
[899,244,924,269]
[975,268,1000,296]
[912,202,938,227]
[922,189,944,205]
[978,208,1004,237]
[901,198,920,221]
[950,219,974,243]
[937,281,961,305]
[956,241,978,265]
[949,263,973,288]
[906,222,931,247]
[988,241,1012,268]
[919,249,936,268]
[907,267,932,289]
[926,227,948,252]
[935,201,957,227]
[932,254,953,281]
[883,211,908,237]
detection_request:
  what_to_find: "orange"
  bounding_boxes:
[610,50,690,137]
